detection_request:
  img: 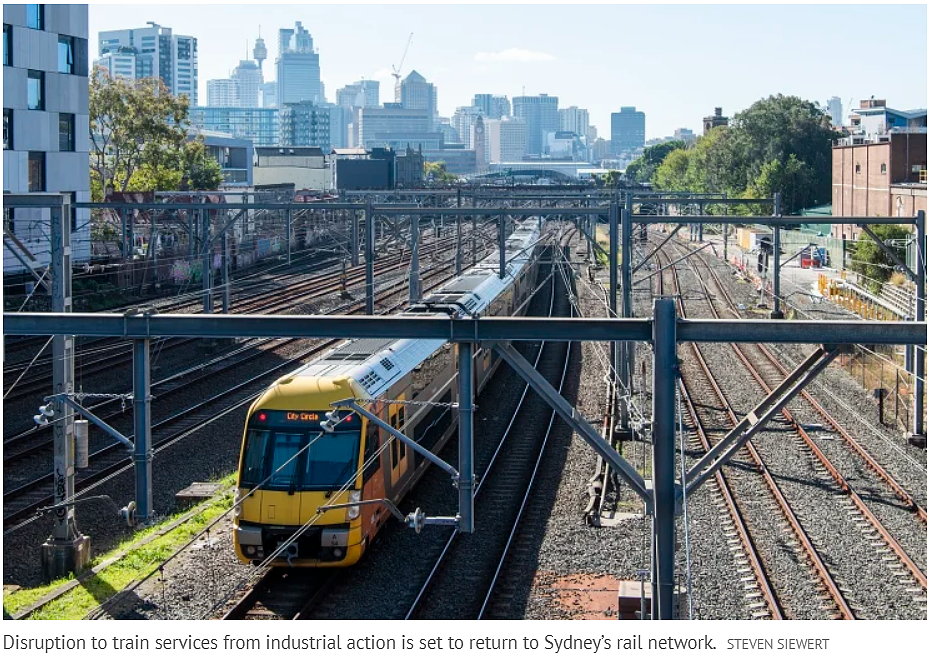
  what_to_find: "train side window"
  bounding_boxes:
[398,409,406,460]
[363,425,380,481]
[389,413,399,468]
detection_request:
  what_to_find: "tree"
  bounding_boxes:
[601,170,622,188]
[851,224,914,293]
[648,96,840,214]
[626,140,685,184]
[183,140,224,191]
[424,161,457,184]
[89,66,192,200]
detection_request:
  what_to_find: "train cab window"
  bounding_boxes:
[241,429,271,487]
[268,433,302,489]
[305,431,360,488]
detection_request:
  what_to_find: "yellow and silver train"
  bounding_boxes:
[233,219,545,567]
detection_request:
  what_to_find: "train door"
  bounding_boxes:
[388,401,408,487]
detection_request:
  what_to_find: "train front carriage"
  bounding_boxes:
[234,377,372,567]
[233,218,546,568]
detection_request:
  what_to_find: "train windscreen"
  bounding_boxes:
[240,411,362,491]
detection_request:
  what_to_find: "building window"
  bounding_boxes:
[58,36,74,74]
[3,24,11,66]
[26,5,44,30]
[4,207,14,233]
[28,151,45,192]
[59,113,74,151]
[881,163,887,174]
[27,70,44,110]
[855,163,861,174]
[3,109,11,150]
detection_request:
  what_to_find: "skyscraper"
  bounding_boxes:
[276,22,322,107]
[610,106,645,153]
[336,80,379,109]
[280,101,332,149]
[207,79,238,107]
[484,117,528,163]
[473,94,510,119]
[827,96,843,127]
[512,94,559,156]
[559,106,590,140]
[98,22,198,104]
[396,71,436,129]
[453,106,483,147]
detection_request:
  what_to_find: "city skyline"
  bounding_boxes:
[87,3,927,139]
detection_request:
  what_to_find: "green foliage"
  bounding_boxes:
[601,170,622,188]
[183,140,224,191]
[423,161,457,183]
[650,95,840,214]
[89,67,221,199]
[626,140,685,184]
[852,224,913,293]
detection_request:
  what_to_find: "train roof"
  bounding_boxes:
[278,218,543,400]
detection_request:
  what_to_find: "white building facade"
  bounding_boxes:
[4,3,91,273]
[98,22,198,104]
[484,117,527,163]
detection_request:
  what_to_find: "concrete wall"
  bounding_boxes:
[253,165,333,191]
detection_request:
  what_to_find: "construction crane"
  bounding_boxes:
[392,32,414,83]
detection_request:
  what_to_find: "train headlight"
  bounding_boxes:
[346,490,361,521]
[233,505,242,518]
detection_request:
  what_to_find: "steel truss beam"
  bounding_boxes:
[684,345,841,497]
[4,313,924,346]
[858,224,917,282]
[492,342,650,504]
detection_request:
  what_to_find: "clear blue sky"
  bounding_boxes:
[88,2,927,138]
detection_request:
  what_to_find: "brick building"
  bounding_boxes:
[831,130,926,239]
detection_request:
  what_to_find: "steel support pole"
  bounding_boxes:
[351,210,359,267]
[457,343,475,533]
[621,194,633,395]
[409,215,421,304]
[365,202,374,315]
[499,211,506,279]
[202,206,212,314]
[652,297,677,620]
[472,213,477,266]
[455,189,463,275]
[609,203,619,387]
[42,196,89,581]
[222,229,230,314]
[771,193,784,319]
[133,338,152,522]
[120,208,128,259]
[912,210,926,439]
[286,208,292,266]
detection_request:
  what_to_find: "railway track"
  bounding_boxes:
[652,231,926,618]
[222,568,338,620]
[405,250,573,619]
